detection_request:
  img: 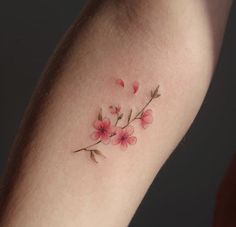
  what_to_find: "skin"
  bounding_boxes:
[0,0,233,226]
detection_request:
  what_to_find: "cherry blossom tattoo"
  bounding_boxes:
[73,79,161,163]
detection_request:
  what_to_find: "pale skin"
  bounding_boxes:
[0,0,233,226]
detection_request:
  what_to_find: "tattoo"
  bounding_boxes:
[73,79,161,163]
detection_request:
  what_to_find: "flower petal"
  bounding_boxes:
[141,121,149,129]
[112,135,120,145]
[143,114,153,124]
[144,109,152,116]
[90,131,100,140]
[120,141,128,150]
[141,109,153,124]
[102,117,111,128]
[93,120,102,130]
[101,135,110,144]
[133,81,139,94]
[125,125,134,135]
[102,139,110,145]
[127,136,137,145]
[114,127,123,135]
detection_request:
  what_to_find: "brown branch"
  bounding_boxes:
[73,85,160,153]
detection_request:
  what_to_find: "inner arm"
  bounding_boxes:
[0,0,232,226]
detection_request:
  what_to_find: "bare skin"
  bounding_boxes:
[0,0,233,226]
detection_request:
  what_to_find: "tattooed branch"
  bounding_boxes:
[73,79,161,163]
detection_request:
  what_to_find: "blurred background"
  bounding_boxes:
[1,1,236,226]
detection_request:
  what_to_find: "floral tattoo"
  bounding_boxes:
[73,79,161,163]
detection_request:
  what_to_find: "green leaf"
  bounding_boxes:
[93,149,106,158]
[152,85,160,98]
[98,108,103,120]
[90,152,98,163]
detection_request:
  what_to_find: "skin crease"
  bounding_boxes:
[0,0,233,226]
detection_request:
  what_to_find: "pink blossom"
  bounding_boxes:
[109,105,121,115]
[140,109,153,129]
[90,118,113,144]
[112,126,137,150]
[133,81,139,94]
[116,79,125,88]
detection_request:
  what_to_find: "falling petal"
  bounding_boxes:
[116,79,125,88]
[133,81,139,94]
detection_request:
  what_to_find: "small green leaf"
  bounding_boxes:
[98,108,103,120]
[90,151,98,163]
[93,149,106,159]
[152,85,160,98]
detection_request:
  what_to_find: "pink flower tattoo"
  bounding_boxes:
[73,81,161,163]
[116,78,125,88]
[112,126,137,150]
[140,109,153,129]
[90,118,113,144]
[133,81,139,94]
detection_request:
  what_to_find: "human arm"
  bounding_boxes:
[0,0,233,226]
